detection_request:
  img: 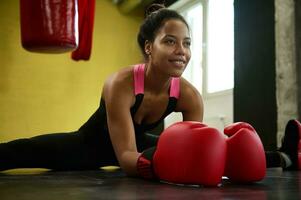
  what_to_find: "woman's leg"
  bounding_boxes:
[265,151,283,168]
[278,119,300,170]
[265,119,301,170]
[0,131,117,171]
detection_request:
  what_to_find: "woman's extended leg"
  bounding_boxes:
[0,131,117,171]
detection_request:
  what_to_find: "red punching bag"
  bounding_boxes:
[71,0,95,61]
[20,0,79,53]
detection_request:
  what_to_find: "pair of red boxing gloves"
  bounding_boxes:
[137,121,266,186]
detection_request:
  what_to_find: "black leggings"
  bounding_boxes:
[0,131,118,171]
[0,132,282,171]
[266,151,283,168]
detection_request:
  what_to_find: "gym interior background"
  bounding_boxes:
[0,0,299,152]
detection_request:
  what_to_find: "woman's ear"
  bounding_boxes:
[144,40,152,56]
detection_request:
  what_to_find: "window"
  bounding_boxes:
[170,0,234,95]
[166,0,234,129]
[207,0,234,93]
[170,1,203,93]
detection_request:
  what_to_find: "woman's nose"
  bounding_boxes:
[174,43,186,55]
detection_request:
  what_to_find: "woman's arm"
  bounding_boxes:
[103,70,140,176]
[176,78,204,122]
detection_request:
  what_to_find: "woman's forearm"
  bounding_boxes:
[119,151,141,177]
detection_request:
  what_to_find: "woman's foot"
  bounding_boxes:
[279,119,301,170]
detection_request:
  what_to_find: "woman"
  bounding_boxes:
[0,5,299,177]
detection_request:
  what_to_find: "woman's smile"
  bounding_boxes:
[168,58,186,68]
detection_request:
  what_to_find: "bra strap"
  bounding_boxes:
[170,77,180,99]
[134,64,145,95]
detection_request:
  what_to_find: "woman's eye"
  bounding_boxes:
[165,40,175,45]
[184,41,191,47]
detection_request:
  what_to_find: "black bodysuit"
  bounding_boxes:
[0,64,180,171]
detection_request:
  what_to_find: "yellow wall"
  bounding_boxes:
[0,0,143,141]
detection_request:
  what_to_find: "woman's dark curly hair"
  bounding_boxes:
[137,4,190,59]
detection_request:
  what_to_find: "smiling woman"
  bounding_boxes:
[143,19,191,77]
[0,4,204,180]
[0,3,299,186]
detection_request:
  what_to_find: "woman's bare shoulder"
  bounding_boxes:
[176,77,203,111]
[179,77,202,98]
[102,65,135,102]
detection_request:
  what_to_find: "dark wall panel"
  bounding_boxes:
[234,0,277,150]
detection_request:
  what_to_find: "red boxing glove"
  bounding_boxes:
[224,122,266,182]
[137,121,227,186]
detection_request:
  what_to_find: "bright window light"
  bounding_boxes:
[181,3,203,93]
[207,0,234,93]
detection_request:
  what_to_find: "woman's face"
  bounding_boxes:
[146,19,191,77]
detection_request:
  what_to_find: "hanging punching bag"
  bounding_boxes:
[20,0,78,53]
[71,0,95,61]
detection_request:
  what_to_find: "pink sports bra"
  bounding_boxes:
[130,63,180,130]
[133,63,180,98]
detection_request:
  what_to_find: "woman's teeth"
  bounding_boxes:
[172,60,184,65]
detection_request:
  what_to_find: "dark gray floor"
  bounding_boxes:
[0,168,300,200]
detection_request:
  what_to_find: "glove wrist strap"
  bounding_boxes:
[137,147,156,179]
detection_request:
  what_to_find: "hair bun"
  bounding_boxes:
[145,4,165,17]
